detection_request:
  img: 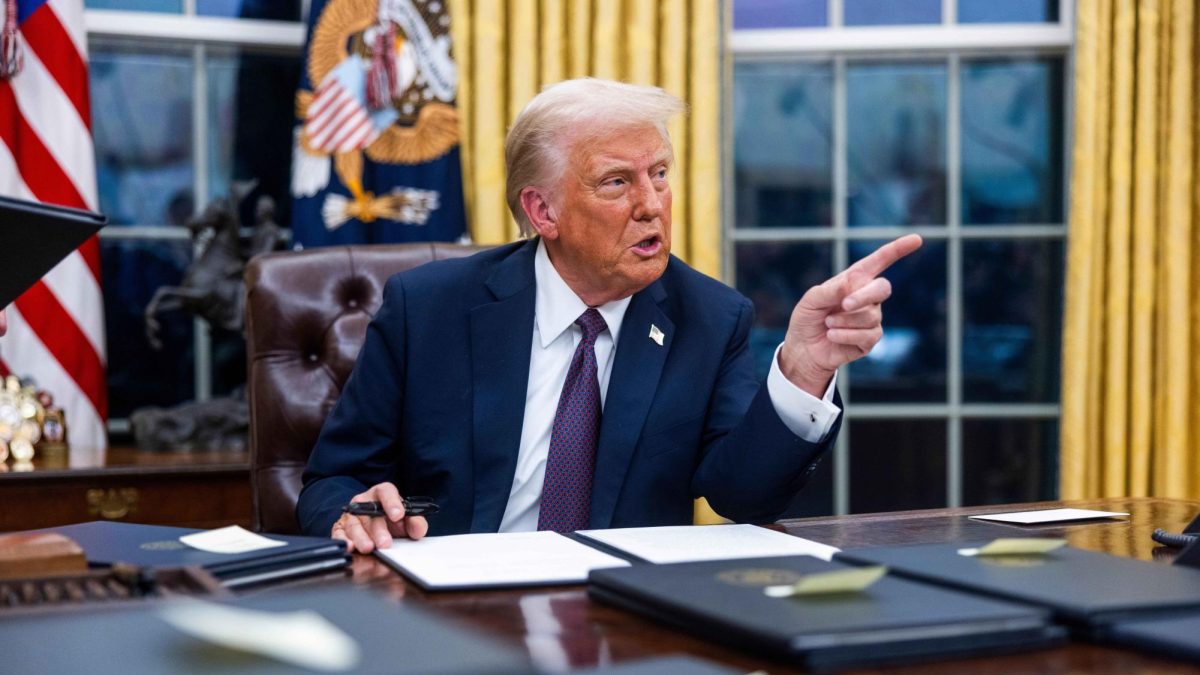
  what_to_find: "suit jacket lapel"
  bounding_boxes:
[468,242,536,532]
[590,278,673,529]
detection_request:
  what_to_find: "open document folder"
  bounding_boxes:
[374,525,841,590]
[0,195,106,307]
[375,531,631,590]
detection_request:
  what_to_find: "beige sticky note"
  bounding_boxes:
[179,525,287,554]
[958,538,1067,557]
[159,599,361,672]
[763,566,887,598]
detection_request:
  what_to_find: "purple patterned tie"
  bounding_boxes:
[538,308,608,532]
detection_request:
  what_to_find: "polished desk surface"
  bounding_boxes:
[307,498,1200,674]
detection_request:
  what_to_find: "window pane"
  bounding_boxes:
[963,239,1063,402]
[207,47,302,226]
[85,0,182,12]
[102,239,196,419]
[733,0,827,29]
[962,419,1058,505]
[91,45,194,226]
[735,242,834,381]
[734,62,833,228]
[197,0,300,18]
[844,0,941,26]
[958,0,1059,23]
[962,58,1065,224]
[847,62,947,227]
[850,419,946,513]
[848,239,946,402]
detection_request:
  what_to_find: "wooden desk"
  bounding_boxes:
[0,446,250,531]
[328,498,1200,674]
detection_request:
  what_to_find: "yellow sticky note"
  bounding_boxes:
[958,538,1067,557]
[763,566,887,598]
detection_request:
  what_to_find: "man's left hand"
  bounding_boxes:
[779,234,924,397]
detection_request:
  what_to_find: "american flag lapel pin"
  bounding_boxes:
[649,324,665,346]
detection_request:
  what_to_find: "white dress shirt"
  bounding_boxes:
[497,240,841,532]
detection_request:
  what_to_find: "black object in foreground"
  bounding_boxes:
[0,586,534,675]
[837,541,1200,632]
[0,194,106,307]
[589,555,1063,671]
[343,497,440,518]
[32,521,350,589]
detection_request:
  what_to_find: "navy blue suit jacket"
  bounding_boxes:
[297,240,841,536]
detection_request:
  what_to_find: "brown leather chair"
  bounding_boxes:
[244,243,484,533]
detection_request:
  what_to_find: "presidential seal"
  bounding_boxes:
[292,0,458,229]
[716,568,804,587]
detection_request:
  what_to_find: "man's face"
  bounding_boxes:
[543,124,673,305]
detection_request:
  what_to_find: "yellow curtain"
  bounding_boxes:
[1061,0,1200,499]
[448,0,724,523]
[446,0,722,280]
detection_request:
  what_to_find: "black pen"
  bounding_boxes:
[342,497,440,518]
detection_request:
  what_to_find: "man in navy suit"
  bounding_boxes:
[298,78,921,551]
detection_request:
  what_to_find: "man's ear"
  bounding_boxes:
[519,187,558,240]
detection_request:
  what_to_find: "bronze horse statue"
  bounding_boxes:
[144,194,283,350]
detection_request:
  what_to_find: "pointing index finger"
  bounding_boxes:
[847,234,923,280]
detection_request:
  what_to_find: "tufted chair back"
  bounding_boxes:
[244,243,484,533]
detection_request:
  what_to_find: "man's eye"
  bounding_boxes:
[605,177,626,187]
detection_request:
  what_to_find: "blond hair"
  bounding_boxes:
[504,78,686,236]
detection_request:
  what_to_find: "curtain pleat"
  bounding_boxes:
[1061,0,1200,500]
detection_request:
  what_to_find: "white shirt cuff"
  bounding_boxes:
[766,343,841,443]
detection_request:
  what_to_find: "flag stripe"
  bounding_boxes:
[312,105,368,150]
[7,46,97,210]
[12,282,107,418]
[307,88,358,141]
[42,249,106,358]
[20,4,90,130]
[307,82,341,120]
[327,112,371,151]
[46,0,88,59]
[0,0,108,455]
[0,82,89,211]
[0,138,35,199]
[309,88,357,131]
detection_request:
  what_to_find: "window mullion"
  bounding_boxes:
[947,53,963,508]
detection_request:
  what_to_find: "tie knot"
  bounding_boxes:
[575,308,607,341]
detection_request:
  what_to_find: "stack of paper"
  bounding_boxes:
[577,524,840,563]
[375,531,629,589]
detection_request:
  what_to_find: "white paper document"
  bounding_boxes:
[968,508,1129,525]
[577,524,840,564]
[159,599,360,672]
[178,525,288,554]
[374,531,630,589]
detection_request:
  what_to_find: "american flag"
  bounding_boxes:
[0,0,107,458]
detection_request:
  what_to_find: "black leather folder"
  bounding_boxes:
[34,521,349,588]
[0,194,106,307]
[0,586,534,675]
[588,556,1063,671]
[1106,613,1200,664]
[836,542,1200,630]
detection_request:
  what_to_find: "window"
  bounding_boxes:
[729,0,1070,514]
[85,2,304,432]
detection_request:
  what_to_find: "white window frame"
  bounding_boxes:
[86,6,306,433]
[724,0,1074,514]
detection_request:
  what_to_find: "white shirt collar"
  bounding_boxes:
[534,239,631,349]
